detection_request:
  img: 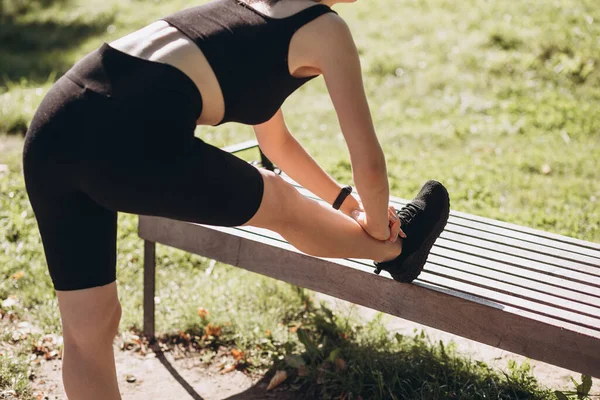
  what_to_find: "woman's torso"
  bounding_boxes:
[109,0,328,126]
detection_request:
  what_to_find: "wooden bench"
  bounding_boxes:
[138,142,600,378]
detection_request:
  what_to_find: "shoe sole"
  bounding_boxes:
[390,187,450,283]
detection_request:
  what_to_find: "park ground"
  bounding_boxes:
[1,0,599,398]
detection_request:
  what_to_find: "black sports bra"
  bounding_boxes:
[163,0,337,125]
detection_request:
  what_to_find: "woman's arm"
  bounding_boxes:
[300,13,391,240]
[253,109,361,218]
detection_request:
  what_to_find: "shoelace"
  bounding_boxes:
[373,202,422,275]
[397,202,421,227]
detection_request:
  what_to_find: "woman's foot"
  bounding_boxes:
[374,180,450,283]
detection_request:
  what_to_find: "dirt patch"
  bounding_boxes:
[31,344,304,400]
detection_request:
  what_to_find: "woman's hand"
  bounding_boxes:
[350,203,406,242]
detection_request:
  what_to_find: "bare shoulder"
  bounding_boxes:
[294,11,357,72]
[305,11,353,46]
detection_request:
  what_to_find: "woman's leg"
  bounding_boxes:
[57,283,122,400]
[24,189,123,400]
[244,169,402,262]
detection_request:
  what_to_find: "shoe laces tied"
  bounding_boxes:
[397,203,421,227]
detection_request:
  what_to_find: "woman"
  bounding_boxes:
[22,0,450,397]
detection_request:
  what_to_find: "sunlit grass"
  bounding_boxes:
[0,0,599,398]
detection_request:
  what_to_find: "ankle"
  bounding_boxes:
[376,239,402,263]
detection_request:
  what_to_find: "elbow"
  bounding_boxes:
[351,146,387,176]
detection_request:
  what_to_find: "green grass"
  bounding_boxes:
[1,0,599,398]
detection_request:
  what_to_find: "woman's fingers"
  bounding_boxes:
[388,205,405,241]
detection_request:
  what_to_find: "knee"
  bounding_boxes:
[259,170,301,221]
[62,298,122,349]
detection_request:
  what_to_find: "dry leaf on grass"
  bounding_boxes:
[220,364,236,374]
[204,323,221,337]
[197,307,209,319]
[11,271,25,280]
[231,349,245,360]
[266,370,287,391]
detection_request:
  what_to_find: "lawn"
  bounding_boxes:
[0,0,599,398]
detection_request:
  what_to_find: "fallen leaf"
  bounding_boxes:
[205,323,221,337]
[266,370,287,391]
[231,349,245,361]
[220,364,236,374]
[197,307,209,319]
[11,271,25,280]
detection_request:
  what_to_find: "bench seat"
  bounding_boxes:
[139,176,600,377]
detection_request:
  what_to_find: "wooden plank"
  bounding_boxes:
[447,209,600,252]
[434,238,600,286]
[442,224,600,267]
[426,246,600,296]
[201,226,600,326]
[416,270,600,330]
[423,263,600,320]
[426,254,600,308]
[138,216,600,377]
[231,224,600,301]
[143,240,156,338]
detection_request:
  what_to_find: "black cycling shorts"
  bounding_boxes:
[23,43,264,291]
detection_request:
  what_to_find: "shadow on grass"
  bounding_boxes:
[143,301,552,400]
[0,12,113,85]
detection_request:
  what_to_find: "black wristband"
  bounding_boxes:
[332,186,353,210]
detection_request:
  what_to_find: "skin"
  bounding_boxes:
[58,1,404,398]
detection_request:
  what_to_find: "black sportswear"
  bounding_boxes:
[163,0,337,125]
[23,44,264,291]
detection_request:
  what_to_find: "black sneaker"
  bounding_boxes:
[374,180,450,283]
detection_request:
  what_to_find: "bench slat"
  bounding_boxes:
[198,225,600,329]
[446,209,600,252]
[138,215,600,377]
[229,227,600,323]
[442,224,600,267]
[423,264,600,321]
[426,254,600,308]
[434,239,600,286]
[224,225,600,304]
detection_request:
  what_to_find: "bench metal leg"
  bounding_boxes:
[143,240,156,338]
